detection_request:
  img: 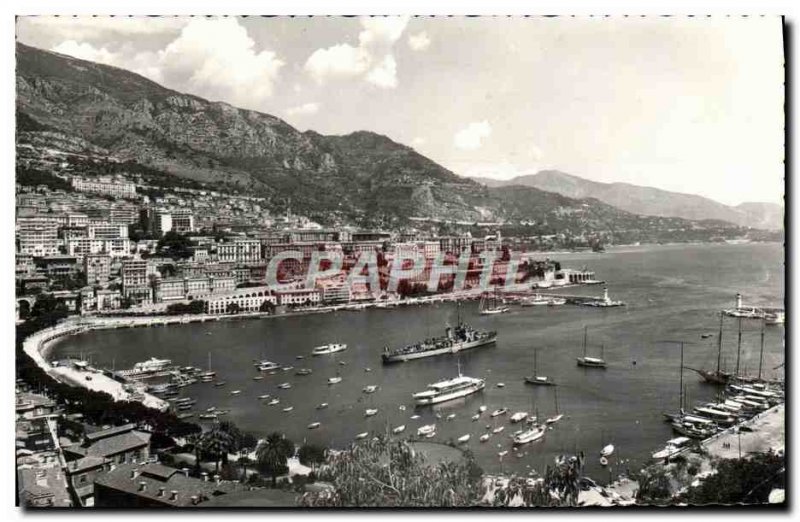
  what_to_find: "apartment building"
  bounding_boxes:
[71,176,136,198]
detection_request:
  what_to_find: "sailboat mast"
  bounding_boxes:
[679,342,684,413]
[758,319,765,381]
[716,312,723,374]
[534,348,538,375]
[735,317,742,377]
[583,326,588,358]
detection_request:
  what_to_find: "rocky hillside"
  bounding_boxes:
[471,170,783,230]
[15,42,753,238]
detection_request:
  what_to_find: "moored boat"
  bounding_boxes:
[652,436,691,460]
[312,343,347,356]
[382,320,496,364]
[417,424,436,436]
[510,412,528,423]
[412,365,485,406]
[512,425,545,445]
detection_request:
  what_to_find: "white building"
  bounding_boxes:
[71,177,136,198]
[204,286,277,315]
[216,239,261,263]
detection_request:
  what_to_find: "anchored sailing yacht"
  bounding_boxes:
[525,347,555,386]
[576,327,607,368]
[480,289,509,315]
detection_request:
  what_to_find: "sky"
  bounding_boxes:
[16,15,785,206]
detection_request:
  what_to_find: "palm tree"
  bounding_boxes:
[216,421,243,466]
[255,432,295,486]
[187,432,206,473]
[203,423,236,474]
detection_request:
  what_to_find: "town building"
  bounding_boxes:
[84,254,111,286]
[274,287,322,307]
[71,176,136,198]
[203,286,276,315]
[66,238,132,258]
[93,463,242,507]
[16,216,59,257]
[216,239,262,263]
[121,259,156,303]
[63,423,151,465]
[170,210,195,234]
[154,276,236,302]
[88,223,128,240]
[17,456,73,507]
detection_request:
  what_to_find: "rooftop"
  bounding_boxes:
[95,463,244,507]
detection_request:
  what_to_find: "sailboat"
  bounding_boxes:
[691,313,732,385]
[525,347,555,386]
[545,387,563,424]
[199,352,215,381]
[480,288,509,315]
[576,327,607,368]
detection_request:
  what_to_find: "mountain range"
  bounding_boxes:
[14,42,771,238]
[471,170,783,230]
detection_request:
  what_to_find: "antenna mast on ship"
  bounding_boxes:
[716,312,723,375]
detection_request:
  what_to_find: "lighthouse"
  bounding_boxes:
[735,293,743,310]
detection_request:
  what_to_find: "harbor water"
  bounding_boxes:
[51,242,785,481]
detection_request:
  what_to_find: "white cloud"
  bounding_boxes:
[358,16,410,47]
[49,18,284,112]
[155,18,283,109]
[366,55,398,89]
[454,121,492,150]
[52,40,117,66]
[304,16,408,88]
[304,44,371,83]
[408,32,431,51]
[286,102,320,116]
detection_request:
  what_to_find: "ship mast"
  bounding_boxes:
[583,326,588,358]
[716,312,723,375]
[679,341,684,413]
[758,318,765,381]
[735,317,742,378]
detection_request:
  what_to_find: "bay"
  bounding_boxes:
[51,242,785,482]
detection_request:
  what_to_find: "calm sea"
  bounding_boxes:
[51,242,785,481]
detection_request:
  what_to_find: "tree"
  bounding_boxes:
[202,422,236,474]
[226,302,242,314]
[259,300,276,313]
[255,433,295,486]
[298,437,479,507]
[157,231,194,260]
[298,444,326,470]
[682,451,785,505]
[298,437,588,507]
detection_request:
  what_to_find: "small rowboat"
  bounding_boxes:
[458,434,470,443]
[392,425,406,434]
[308,422,321,430]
